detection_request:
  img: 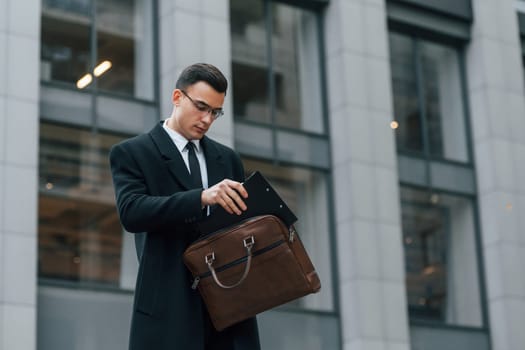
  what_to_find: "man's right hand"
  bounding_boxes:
[201,179,248,215]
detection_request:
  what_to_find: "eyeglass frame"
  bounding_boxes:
[180,89,224,120]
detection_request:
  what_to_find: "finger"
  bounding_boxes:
[217,195,235,215]
[232,182,248,198]
[225,186,247,211]
[221,190,243,215]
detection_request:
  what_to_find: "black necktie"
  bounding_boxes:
[186,141,203,189]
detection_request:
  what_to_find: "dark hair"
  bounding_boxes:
[175,63,228,94]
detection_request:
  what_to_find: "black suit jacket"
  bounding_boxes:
[110,122,260,350]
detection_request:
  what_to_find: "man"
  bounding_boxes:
[109,63,260,350]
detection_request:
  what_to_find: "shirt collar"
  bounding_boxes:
[162,119,201,153]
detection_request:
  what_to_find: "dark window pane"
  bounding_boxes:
[420,41,468,162]
[271,4,323,133]
[231,0,271,124]
[400,187,482,327]
[41,2,91,86]
[389,33,423,152]
[38,123,126,286]
[96,0,154,99]
[231,0,324,133]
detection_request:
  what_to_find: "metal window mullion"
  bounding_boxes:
[90,0,99,133]
[265,0,278,164]
[414,37,432,191]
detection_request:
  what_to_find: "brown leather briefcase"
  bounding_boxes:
[183,214,321,331]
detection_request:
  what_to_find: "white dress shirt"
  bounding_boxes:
[162,119,209,190]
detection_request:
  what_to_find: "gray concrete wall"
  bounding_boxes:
[158,0,235,147]
[466,1,525,350]
[0,0,41,349]
[324,0,410,349]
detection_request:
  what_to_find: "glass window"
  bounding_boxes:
[41,0,154,100]
[243,158,334,311]
[389,33,469,163]
[41,0,91,87]
[400,187,482,327]
[231,0,270,124]
[38,122,131,287]
[231,0,324,133]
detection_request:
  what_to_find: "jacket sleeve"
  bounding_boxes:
[109,142,202,233]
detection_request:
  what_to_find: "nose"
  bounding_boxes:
[201,111,213,124]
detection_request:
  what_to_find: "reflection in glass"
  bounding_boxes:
[96,0,154,99]
[231,0,271,124]
[41,0,91,86]
[41,0,155,100]
[420,42,468,162]
[230,1,324,133]
[271,3,323,133]
[389,33,469,162]
[243,159,333,311]
[389,33,422,152]
[400,187,482,327]
[38,123,125,285]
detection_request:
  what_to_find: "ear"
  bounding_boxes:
[172,89,182,106]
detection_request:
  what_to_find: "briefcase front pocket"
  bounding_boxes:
[183,215,320,331]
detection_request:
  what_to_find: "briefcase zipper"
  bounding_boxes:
[191,239,285,289]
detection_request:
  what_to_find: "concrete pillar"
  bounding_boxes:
[158,0,234,146]
[466,1,525,350]
[324,0,410,349]
[0,0,41,349]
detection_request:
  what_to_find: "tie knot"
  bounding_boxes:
[186,141,196,151]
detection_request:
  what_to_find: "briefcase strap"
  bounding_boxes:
[206,236,255,289]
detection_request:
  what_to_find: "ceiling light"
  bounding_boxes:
[94,60,112,77]
[76,73,93,89]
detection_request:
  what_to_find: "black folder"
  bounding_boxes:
[197,171,297,236]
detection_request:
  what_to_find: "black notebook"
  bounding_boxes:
[197,171,297,236]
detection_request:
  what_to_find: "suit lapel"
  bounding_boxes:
[149,122,194,191]
[201,136,225,187]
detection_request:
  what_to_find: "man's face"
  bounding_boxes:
[170,81,225,140]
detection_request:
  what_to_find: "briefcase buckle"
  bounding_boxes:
[243,236,255,249]
[205,252,215,265]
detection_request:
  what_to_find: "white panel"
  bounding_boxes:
[5,100,38,167]
[356,280,383,338]
[492,139,516,190]
[333,164,352,223]
[347,106,373,162]
[4,165,37,234]
[326,54,348,110]
[349,162,376,220]
[352,220,380,279]
[340,281,359,343]
[343,52,368,108]
[2,234,36,305]
[0,97,5,162]
[375,167,400,224]
[1,304,36,350]
[173,11,203,65]
[382,282,409,342]
[366,56,392,112]
[364,2,388,59]
[174,0,201,12]
[8,0,40,38]
[7,35,39,101]
[330,108,349,166]
[0,33,6,96]
[370,111,397,168]
[201,0,228,20]
[377,223,404,282]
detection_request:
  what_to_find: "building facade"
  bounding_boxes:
[1,0,525,349]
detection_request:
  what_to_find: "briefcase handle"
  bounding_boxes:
[205,236,255,289]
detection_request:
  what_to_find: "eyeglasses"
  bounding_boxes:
[180,90,224,120]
